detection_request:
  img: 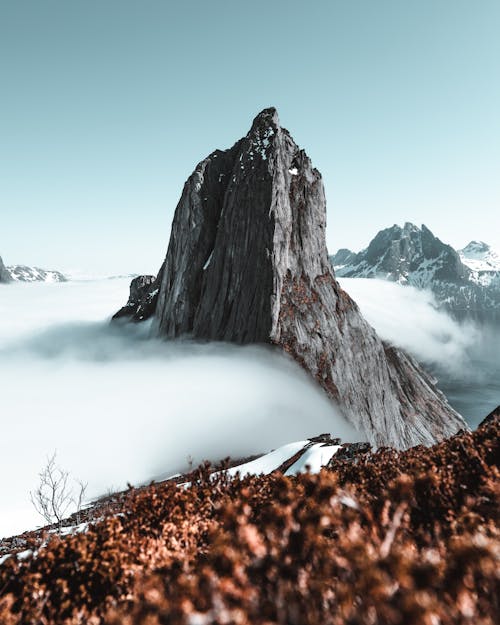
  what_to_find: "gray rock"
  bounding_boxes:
[330,248,356,268]
[328,441,372,463]
[112,274,159,322]
[0,256,12,283]
[115,108,467,449]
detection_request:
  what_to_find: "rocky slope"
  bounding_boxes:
[113,274,158,321]
[331,223,500,320]
[114,108,466,449]
[0,416,498,625]
[0,434,367,559]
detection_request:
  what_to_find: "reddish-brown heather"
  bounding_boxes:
[0,419,498,624]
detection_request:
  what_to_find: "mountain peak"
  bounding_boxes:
[251,106,279,126]
[459,240,500,277]
[333,222,500,319]
[248,107,281,138]
[114,110,465,449]
[334,221,469,285]
[461,240,490,255]
[403,222,419,233]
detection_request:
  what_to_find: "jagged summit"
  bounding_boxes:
[402,222,420,233]
[114,111,466,449]
[333,222,466,284]
[332,223,500,319]
[250,106,280,129]
[334,223,458,286]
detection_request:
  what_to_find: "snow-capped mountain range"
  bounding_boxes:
[331,223,500,320]
[7,265,67,283]
[0,256,66,283]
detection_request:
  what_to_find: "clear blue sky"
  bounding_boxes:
[1,0,499,275]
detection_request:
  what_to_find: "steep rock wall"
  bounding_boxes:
[115,108,467,448]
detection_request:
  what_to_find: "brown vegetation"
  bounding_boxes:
[0,418,498,624]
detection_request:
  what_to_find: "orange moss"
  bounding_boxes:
[0,420,498,624]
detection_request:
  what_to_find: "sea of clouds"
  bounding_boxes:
[339,278,499,427]
[337,278,480,372]
[0,276,498,538]
[0,278,358,538]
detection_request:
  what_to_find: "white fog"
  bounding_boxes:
[1,276,498,538]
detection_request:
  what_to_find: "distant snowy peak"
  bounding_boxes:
[331,224,500,319]
[332,223,466,286]
[5,265,67,283]
[461,240,491,258]
[1,252,68,283]
[459,241,500,280]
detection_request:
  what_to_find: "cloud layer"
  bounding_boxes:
[339,277,499,426]
[0,279,360,538]
[2,276,498,538]
[338,278,479,372]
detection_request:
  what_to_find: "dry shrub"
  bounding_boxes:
[0,420,498,624]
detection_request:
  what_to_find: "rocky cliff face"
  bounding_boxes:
[115,108,466,448]
[0,256,11,283]
[331,224,500,320]
[113,274,159,321]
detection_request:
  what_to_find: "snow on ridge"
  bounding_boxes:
[179,438,344,489]
[219,441,310,479]
[285,443,341,476]
[213,439,343,481]
[0,522,90,568]
[6,265,67,283]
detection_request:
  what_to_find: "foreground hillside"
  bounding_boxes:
[0,416,498,625]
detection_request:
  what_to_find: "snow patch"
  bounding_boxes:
[16,549,33,561]
[203,251,214,270]
[285,444,341,476]
[216,441,310,479]
[459,241,500,285]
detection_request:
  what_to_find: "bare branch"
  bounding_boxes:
[30,452,88,532]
